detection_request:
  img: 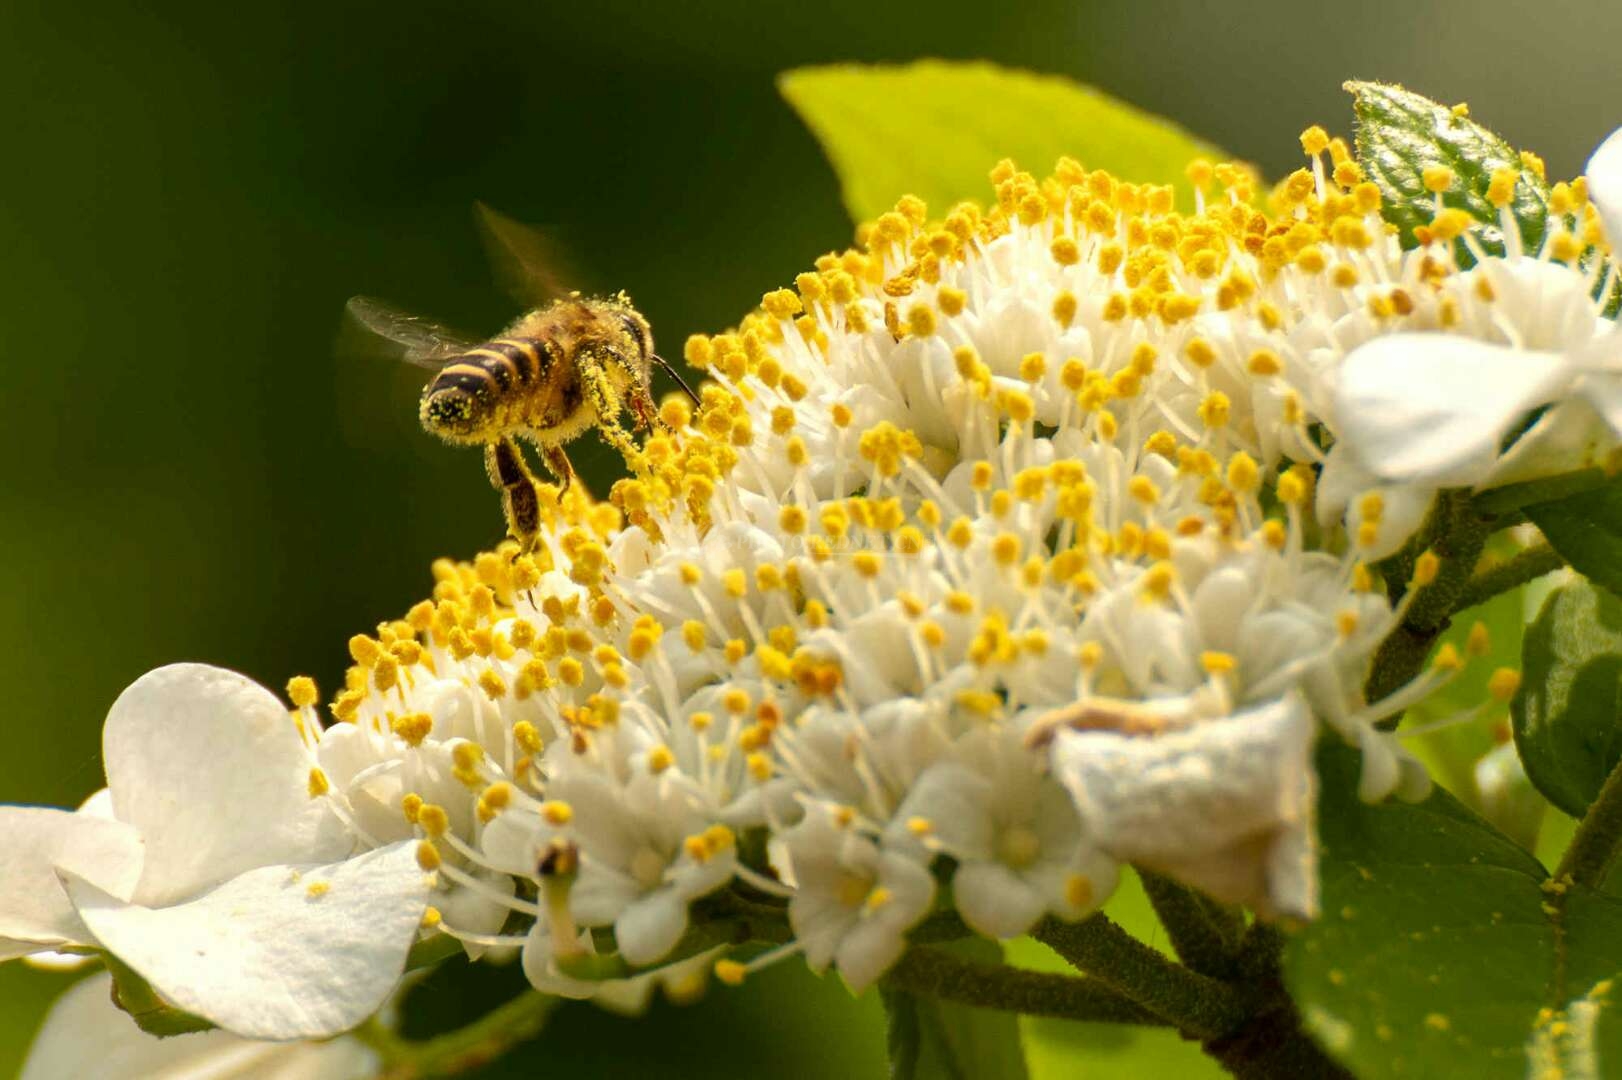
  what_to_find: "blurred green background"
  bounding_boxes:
[2,0,1619,1073]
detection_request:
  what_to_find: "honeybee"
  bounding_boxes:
[345,204,699,552]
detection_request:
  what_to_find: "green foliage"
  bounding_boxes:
[1513,580,1622,818]
[882,939,1029,1080]
[1347,80,1549,259]
[1527,480,1622,600]
[778,60,1226,225]
[1285,747,1622,1078]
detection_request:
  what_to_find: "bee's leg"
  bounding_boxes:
[484,438,542,554]
[578,347,644,464]
[539,446,575,492]
[627,379,660,432]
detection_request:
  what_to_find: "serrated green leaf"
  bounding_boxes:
[779,61,1226,225]
[1512,579,1622,818]
[1527,480,1622,599]
[104,954,214,1037]
[1348,80,1549,260]
[883,938,1029,1080]
[1284,745,1622,1079]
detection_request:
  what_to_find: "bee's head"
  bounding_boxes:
[419,379,490,443]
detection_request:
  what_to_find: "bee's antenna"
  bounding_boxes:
[653,354,702,405]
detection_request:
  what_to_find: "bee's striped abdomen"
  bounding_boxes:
[428,338,548,396]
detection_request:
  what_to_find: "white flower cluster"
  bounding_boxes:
[5,124,1620,1060]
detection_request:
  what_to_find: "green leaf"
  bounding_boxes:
[882,938,1029,1080]
[104,955,215,1037]
[1347,81,1549,260]
[1527,479,1622,599]
[779,61,1226,225]
[1512,579,1622,817]
[1284,745,1622,1078]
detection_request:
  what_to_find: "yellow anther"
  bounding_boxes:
[1247,349,1283,377]
[1486,168,1519,209]
[1201,651,1237,675]
[1413,551,1441,588]
[830,402,854,428]
[715,959,747,986]
[1488,668,1522,702]
[391,712,434,747]
[723,687,751,715]
[1064,874,1094,909]
[417,803,450,838]
[477,668,508,700]
[1300,125,1330,156]
[1198,391,1230,429]
[991,532,1022,566]
[1421,165,1455,193]
[1466,621,1491,657]
[287,676,319,708]
[401,792,423,824]
[1052,291,1078,327]
[307,767,330,798]
[907,302,937,337]
[1226,452,1260,494]
[415,840,442,872]
[1433,643,1464,672]
[557,657,585,686]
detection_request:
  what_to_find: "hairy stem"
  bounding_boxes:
[1033,915,1253,1039]
[1138,870,1245,979]
[883,945,1166,1025]
[363,990,558,1079]
[1450,542,1563,614]
[1556,753,1622,891]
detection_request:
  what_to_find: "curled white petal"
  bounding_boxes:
[67,841,429,1040]
[0,807,143,950]
[105,664,349,905]
[1334,334,1571,486]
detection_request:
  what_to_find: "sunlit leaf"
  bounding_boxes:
[1347,80,1549,259]
[779,60,1226,225]
[1512,579,1622,817]
[1284,746,1622,1078]
[1526,480,1622,600]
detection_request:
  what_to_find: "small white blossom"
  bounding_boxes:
[784,807,935,992]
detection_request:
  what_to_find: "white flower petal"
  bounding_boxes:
[1334,335,1571,485]
[68,841,429,1040]
[21,972,378,1080]
[952,862,1045,939]
[1588,125,1622,250]
[1050,694,1318,919]
[614,889,690,966]
[105,664,349,905]
[0,807,143,949]
[520,923,598,999]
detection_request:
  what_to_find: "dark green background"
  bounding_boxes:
[2,0,1618,1073]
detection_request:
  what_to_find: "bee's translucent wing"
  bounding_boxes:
[473,201,598,309]
[339,296,477,370]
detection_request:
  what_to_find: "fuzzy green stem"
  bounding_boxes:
[1556,753,1622,891]
[1450,542,1563,614]
[1366,492,1494,706]
[362,990,558,1079]
[1138,870,1245,979]
[1033,915,1253,1039]
[883,945,1166,1025]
